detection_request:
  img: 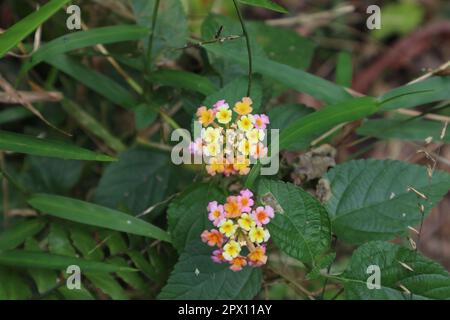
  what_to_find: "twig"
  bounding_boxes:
[408,60,450,84]
[266,4,354,27]
[0,91,62,103]
[232,0,252,97]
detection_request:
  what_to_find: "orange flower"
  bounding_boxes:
[201,229,224,247]
[196,106,215,127]
[224,196,242,218]
[230,256,247,272]
[248,246,268,267]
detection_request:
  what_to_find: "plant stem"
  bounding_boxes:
[145,0,161,76]
[232,0,253,97]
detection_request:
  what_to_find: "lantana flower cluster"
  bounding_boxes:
[201,189,275,272]
[190,97,270,176]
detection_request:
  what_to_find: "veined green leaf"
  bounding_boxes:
[238,0,288,13]
[23,25,149,73]
[0,0,71,58]
[168,183,225,252]
[0,250,135,273]
[0,130,115,161]
[0,219,45,250]
[158,240,262,299]
[325,159,450,244]
[339,241,450,299]
[257,179,331,264]
[28,193,171,242]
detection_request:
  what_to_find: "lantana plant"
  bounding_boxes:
[190,97,270,176]
[201,189,274,271]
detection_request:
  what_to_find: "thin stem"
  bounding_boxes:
[232,0,253,97]
[145,0,161,76]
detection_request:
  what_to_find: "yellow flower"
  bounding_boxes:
[238,139,250,156]
[233,97,253,115]
[222,240,241,261]
[219,219,238,237]
[246,129,265,144]
[206,157,225,175]
[216,106,232,124]
[202,127,222,144]
[238,213,255,231]
[233,157,250,175]
[196,106,215,127]
[249,226,270,244]
[237,115,254,132]
[204,142,221,157]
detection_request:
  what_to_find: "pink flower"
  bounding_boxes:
[253,114,270,129]
[207,201,225,226]
[211,249,225,263]
[251,206,275,226]
[237,189,254,213]
[189,137,203,156]
[213,100,229,113]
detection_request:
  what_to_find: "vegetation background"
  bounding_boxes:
[0,0,449,300]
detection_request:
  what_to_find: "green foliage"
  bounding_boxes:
[0,130,115,161]
[0,0,449,301]
[257,179,331,264]
[158,240,262,299]
[325,159,450,244]
[340,241,450,299]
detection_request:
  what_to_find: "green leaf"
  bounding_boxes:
[24,238,59,294]
[28,193,171,242]
[23,25,149,72]
[238,0,288,13]
[357,118,450,142]
[0,0,71,58]
[158,240,262,299]
[340,241,450,299]
[94,148,171,215]
[128,250,159,283]
[0,130,116,161]
[148,70,218,96]
[48,223,77,257]
[257,179,331,264]
[268,104,313,130]
[203,76,262,111]
[45,54,137,109]
[280,97,378,149]
[132,0,187,63]
[58,286,94,300]
[168,183,225,252]
[108,256,147,292]
[69,226,104,261]
[325,159,450,244]
[134,103,158,129]
[0,267,32,299]
[22,155,83,194]
[61,99,126,153]
[203,43,351,105]
[379,77,450,110]
[0,250,135,273]
[86,273,128,300]
[97,230,128,256]
[335,52,352,87]
[248,22,316,70]
[0,219,45,250]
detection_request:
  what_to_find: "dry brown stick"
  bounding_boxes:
[0,73,70,136]
[0,91,62,103]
